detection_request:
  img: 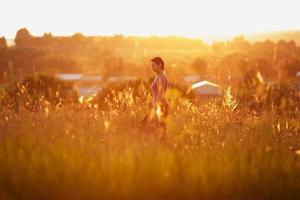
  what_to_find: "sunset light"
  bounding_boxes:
[1,0,300,40]
[1,0,300,199]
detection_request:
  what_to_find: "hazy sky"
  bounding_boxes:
[1,0,299,41]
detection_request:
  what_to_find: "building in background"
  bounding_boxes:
[56,73,102,97]
[190,80,222,97]
[56,74,137,97]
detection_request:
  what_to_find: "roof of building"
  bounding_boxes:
[191,80,218,89]
[56,74,82,81]
[56,74,102,81]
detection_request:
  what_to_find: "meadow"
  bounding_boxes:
[1,2,300,199]
[0,85,300,200]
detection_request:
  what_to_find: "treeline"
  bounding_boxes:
[0,28,300,85]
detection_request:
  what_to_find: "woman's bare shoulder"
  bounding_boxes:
[158,74,167,83]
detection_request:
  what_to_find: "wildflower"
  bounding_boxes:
[265,146,272,152]
[104,120,110,131]
[45,107,49,117]
[79,96,84,104]
[256,71,264,84]
[223,86,238,112]
[86,96,93,103]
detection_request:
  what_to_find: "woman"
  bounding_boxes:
[142,57,169,126]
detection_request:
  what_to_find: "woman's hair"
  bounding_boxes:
[151,57,164,70]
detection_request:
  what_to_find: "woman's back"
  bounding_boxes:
[151,72,168,101]
[151,72,169,117]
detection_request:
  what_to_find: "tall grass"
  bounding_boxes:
[0,87,300,200]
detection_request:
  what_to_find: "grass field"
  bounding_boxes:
[0,89,300,200]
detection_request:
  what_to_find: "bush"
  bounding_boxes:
[93,78,191,110]
[263,80,300,114]
[236,74,300,114]
[1,74,78,111]
[93,79,150,110]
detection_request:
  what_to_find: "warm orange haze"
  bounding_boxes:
[1,0,300,42]
[0,0,300,200]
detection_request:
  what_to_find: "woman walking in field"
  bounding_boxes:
[142,57,169,133]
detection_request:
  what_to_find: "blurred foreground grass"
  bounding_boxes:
[0,91,300,200]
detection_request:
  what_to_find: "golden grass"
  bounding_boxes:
[0,89,300,200]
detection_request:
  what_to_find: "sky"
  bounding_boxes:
[1,0,300,42]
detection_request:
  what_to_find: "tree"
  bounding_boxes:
[33,55,81,73]
[247,58,275,79]
[274,40,298,64]
[215,53,247,83]
[10,46,46,74]
[0,37,7,48]
[102,57,125,80]
[212,41,226,53]
[2,74,78,111]
[0,37,8,82]
[228,36,251,52]
[15,28,33,46]
[192,57,207,75]
[278,57,300,79]
[250,40,275,62]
